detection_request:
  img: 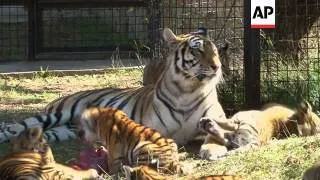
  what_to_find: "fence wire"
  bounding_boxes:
[261,0,320,113]
[0,1,28,60]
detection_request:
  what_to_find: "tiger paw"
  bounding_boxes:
[198,117,221,136]
[198,117,214,133]
[199,143,228,161]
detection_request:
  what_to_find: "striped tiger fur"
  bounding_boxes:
[77,107,183,175]
[1,126,99,179]
[0,129,99,180]
[198,100,320,160]
[123,164,166,180]
[143,43,229,86]
[0,150,99,180]
[0,27,226,148]
[123,164,243,180]
[197,175,244,180]
[11,126,47,153]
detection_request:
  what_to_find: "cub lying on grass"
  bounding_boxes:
[0,127,99,180]
[77,107,186,175]
[199,101,320,160]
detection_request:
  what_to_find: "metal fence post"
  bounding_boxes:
[28,0,36,60]
[147,0,161,49]
[244,0,261,109]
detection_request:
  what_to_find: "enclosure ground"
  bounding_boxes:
[0,69,318,180]
[0,58,144,74]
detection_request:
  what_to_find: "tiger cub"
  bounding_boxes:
[11,126,47,153]
[0,127,99,179]
[123,164,243,180]
[0,149,99,179]
[199,101,320,160]
[77,107,183,175]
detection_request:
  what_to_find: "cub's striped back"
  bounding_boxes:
[78,107,182,175]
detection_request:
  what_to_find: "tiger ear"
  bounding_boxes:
[162,28,178,45]
[298,100,312,113]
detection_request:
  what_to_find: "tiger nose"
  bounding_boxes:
[211,64,219,72]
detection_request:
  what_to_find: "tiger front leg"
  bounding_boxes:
[199,134,229,161]
[198,117,234,146]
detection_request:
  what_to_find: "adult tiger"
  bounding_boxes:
[77,107,184,175]
[198,100,320,160]
[0,28,226,148]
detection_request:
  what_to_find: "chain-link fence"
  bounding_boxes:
[261,0,320,113]
[0,0,28,60]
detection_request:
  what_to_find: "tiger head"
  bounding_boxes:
[11,126,47,153]
[77,108,102,144]
[77,107,122,147]
[162,28,222,90]
[292,100,320,136]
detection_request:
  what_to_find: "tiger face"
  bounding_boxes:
[77,108,101,144]
[11,127,47,153]
[292,101,320,136]
[163,28,222,87]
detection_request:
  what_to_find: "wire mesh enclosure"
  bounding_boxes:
[0,0,28,60]
[260,0,320,113]
[0,0,320,114]
[39,4,149,52]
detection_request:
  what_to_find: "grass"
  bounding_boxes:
[180,136,320,180]
[0,68,318,179]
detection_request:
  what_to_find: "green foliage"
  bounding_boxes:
[34,66,51,79]
[185,136,320,180]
